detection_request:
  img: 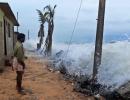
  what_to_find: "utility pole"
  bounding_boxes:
[92,0,106,81]
[28,30,30,40]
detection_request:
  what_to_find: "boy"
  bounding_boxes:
[13,33,26,94]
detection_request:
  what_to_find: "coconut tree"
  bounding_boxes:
[44,5,56,56]
[37,9,46,49]
[37,5,56,56]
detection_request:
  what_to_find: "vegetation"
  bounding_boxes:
[37,5,56,56]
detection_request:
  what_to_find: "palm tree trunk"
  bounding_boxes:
[46,20,54,56]
[47,21,52,56]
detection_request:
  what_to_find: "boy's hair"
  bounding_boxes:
[17,33,25,42]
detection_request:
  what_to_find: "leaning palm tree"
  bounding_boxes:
[37,5,56,56]
[37,9,46,49]
[44,5,56,56]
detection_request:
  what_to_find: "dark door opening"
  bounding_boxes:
[4,19,7,56]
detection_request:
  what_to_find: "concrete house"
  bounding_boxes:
[0,2,19,69]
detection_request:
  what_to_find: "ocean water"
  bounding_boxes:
[24,39,130,90]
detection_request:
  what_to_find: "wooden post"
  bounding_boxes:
[93,0,106,81]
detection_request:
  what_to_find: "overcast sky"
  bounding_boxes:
[1,0,130,43]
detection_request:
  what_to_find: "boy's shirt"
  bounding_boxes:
[14,41,25,62]
[13,41,25,71]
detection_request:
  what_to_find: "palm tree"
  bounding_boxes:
[44,5,56,56]
[37,5,56,56]
[37,9,46,49]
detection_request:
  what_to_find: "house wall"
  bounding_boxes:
[4,16,14,58]
[0,8,15,68]
[13,32,17,47]
[0,8,5,67]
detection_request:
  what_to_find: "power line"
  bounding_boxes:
[65,0,83,58]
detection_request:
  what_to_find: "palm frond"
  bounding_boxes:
[36,9,46,23]
[54,5,57,9]
[43,12,50,20]
[51,5,57,19]
[44,5,51,12]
